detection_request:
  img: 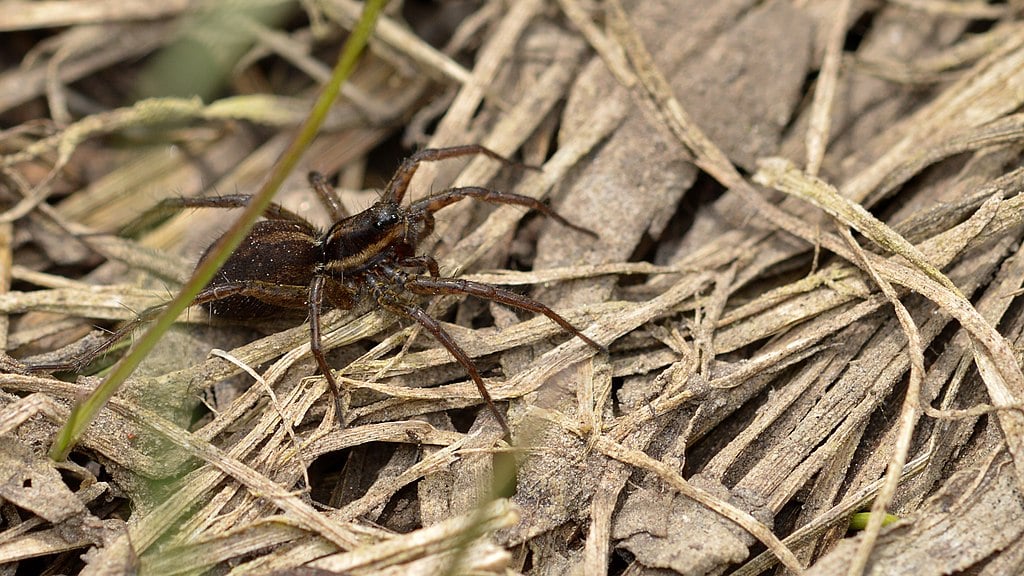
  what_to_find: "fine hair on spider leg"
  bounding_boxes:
[23,146,604,437]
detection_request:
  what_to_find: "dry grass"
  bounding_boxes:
[3,1,1024,574]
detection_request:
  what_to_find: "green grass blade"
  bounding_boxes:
[50,0,389,461]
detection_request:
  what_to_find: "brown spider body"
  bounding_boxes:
[200,219,321,318]
[29,146,603,436]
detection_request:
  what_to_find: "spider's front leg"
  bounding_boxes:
[366,274,512,436]
[404,276,605,352]
[398,255,441,277]
[385,145,530,204]
[408,187,597,238]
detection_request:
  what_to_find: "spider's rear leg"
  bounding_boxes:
[385,145,533,204]
[33,277,350,420]
[27,278,313,368]
[29,277,307,373]
[23,279,311,375]
[404,276,605,352]
[409,187,598,238]
[189,279,307,315]
[23,303,166,373]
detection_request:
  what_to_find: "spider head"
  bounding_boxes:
[319,200,407,271]
[372,201,402,230]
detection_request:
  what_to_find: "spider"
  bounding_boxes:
[27,145,603,435]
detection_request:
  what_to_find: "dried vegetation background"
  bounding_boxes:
[2,0,1024,574]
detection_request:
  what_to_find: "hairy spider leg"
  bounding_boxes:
[307,171,348,221]
[25,303,165,373]
[409,186,598,238]
[384,145,529,204]
[368,264,605,435]
[308,275,349,419]
[24,278,312,374]
[366,272,512,436]
[400,301,511,435]
[135,195,318,230]
[191,280,310,309]
[397,255,441,277]
[404,275,605,353]
[191,279,352,419]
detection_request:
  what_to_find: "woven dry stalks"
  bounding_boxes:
[2,1,1024,575]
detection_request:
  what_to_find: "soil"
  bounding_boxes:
[2,1,1024,575]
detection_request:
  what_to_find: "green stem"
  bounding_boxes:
[50,0,389,461]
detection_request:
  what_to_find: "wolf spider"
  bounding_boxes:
[27,145,603,435]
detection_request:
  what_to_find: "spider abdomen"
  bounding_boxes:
[198,220,318,319]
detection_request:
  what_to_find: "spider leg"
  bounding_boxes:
[308,275,345,421]
[404,276,605,352]
[373,291,511,436]
[385,145,529,204]
[408,186,597,238]
[23,303,166,373]
[125,195,317,236]
[191,278,347,418]
[398,255,441,277]
[190,280,309,311]
[307,171,347,221]
[24,277,309,373]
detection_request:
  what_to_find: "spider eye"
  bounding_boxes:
[375,204,401,228]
